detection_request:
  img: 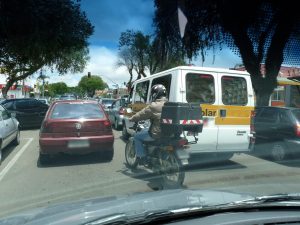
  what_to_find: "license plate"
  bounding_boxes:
[68,140,90,148]
[187,131,198,136]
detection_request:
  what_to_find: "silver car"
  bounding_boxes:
[100,98,115,112]
[108,98,127,130]
[0,105,20,164]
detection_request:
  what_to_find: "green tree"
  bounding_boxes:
[154,0,300,106]
[78,75,106,97]
[0,0,94,98]
[48,82,69,96]
[117,30,186,86]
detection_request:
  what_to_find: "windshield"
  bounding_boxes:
[1,0,300,223]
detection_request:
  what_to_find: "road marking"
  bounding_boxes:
[0,138,33,183]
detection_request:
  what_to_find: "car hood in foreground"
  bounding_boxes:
[0,189,253,225]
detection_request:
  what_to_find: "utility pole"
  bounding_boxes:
[38,69,48,99]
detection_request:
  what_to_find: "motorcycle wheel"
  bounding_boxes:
[159,151,185,188]
[125,137,138,169]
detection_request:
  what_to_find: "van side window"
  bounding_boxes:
[186,73,215,104]
[151,74,172,99]
[222,76,248,105]
[134,81,150,103]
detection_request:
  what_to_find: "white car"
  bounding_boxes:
[0,105,20,164]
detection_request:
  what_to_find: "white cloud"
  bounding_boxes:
[0,46,241,88]
[23,46,132,88]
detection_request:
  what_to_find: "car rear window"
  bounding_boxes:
[51,103,104,119]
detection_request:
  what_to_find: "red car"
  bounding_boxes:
[39,100,114,164]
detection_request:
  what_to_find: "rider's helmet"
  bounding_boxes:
[150,84,167,101]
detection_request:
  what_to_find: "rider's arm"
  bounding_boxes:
[129,105,152,122]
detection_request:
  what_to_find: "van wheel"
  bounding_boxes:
[270,142,287,162]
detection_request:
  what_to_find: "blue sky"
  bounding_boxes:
[3,0,241,87]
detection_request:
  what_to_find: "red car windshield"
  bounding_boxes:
[50,103,105,119]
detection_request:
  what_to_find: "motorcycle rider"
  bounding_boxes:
[129,84,168,163]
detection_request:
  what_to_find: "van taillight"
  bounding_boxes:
[295,125,300,137]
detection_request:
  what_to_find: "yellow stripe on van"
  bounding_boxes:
[201,104,254,125]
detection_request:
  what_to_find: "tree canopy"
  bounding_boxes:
[0,0,94,98]
[154,0,300,106]
[47,82,69,96]
[78,75,106,97]
[117,30,186,86]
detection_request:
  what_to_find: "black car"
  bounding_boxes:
[250,106,300,161]
[1,98,49,128]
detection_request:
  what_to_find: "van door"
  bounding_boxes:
[183,71,219,152]
[216,74,254,151]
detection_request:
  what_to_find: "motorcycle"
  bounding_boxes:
[125,120,195,188]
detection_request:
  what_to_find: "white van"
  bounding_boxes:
[123,66,255,160]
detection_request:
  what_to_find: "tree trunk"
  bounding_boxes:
[2,79,15,99]
[255,90,272,107]
[251,75,277,107]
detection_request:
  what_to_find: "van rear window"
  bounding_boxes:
[186,73,215,104]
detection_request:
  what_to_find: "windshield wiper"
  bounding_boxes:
[84,209,194,225]
[231,193,300,206]
[84,194,300,225]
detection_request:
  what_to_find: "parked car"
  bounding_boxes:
[108,98,126,130]
[39,100,114,164]
[37,98,49,105]
[0,104,20,164]
[250,106,300,161]
[1,98,49,129]
[100,98,115,112]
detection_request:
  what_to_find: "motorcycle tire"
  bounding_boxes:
[159,150,185,189]
[125,137,138,169]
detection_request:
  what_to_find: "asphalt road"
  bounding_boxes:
[1,129,300,218]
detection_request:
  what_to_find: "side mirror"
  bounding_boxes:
[11,112,16,118]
